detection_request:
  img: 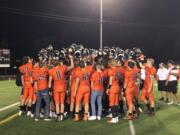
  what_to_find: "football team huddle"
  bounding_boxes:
[17,44,180,124]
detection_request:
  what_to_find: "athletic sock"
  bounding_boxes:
[115,106,119,117]
[111,106,116,118]
[20,105,25,111]
[146,103,150,111]
[151,107,155,113]
[27,106,32,112]
[31,104,36,114]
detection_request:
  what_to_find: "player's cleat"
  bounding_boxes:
[123,116,127,120]
[18,111,23,116]
[138,107,143,113]
[64,112,68,119]
[40,113,45,118]
[34,118,39,122]
[44,117,51,121]
[97,116,101,121]
[27,111,32,117]
[177,102,180,106]
[31,114,35,118]
[50,111,53,118]
[60,115,64,121]
[53,112,57,118]
[107,118,117,124]
[115,117,119,122]
[167,101,174,105]
[106,113,112,118]
[73,114,80,122]
[88,116,96,121]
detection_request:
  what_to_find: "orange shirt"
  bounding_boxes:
[144,66,156,88]
[91,71,106,91]
[70,67,81,87]
[19,62,33,83]
[108,67,121,86]
[103,69,108,77]
[32,65,39,81]
[35,67,48,90]
[77,65,94,88]
[49,65,67,91]
[145,66,156,82]
[124,67,140,89]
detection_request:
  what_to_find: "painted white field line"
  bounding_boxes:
[0,113,19,125]
[0,102,19,112]
[129,120,136,135]
[0,86,19,90]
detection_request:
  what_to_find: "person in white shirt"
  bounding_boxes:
[165,60,180,105]
[157,63,168,101]
[140,62,146,90]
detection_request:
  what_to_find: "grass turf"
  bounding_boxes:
[0,81,180,135]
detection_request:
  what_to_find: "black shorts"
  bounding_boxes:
[166,81,178,94]
[139,80,144,90]
[158,80,166,91]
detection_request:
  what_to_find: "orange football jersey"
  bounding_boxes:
[108,67,121,86]
[70,67,81,87]
[19,62,33,83]
[124,67,139,89]
[91,71,106,91]
[49,65,67,92]
[76,65,94,87]
[35,67,48,90]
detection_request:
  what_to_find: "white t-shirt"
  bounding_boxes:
[167,67,179,81]
[157,68,168,81]
[141,68,146,80]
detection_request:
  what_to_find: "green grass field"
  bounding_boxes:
[0,81,180,135]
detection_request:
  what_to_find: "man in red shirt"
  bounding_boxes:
[141,58,156,115]
[89,63,107,120]
[74,61,94,122]
[124,61,140,120]
[48,56,74,121]
[107,59,123,124]
[34,62,50,121]
[69,61,80,118]
[30,60,39,117]
[19,56,33,116]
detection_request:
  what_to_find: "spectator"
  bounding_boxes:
[157,63,168,101]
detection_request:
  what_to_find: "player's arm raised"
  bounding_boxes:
[67,55,74,71]
[106,76,112,95]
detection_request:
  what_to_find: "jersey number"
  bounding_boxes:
[56,70,62,79]
[82,73,90,81]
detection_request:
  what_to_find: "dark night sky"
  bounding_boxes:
[0,0,180,64]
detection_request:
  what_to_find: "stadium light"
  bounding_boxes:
[100,0,103,50]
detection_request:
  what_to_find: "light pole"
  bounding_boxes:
[100,0,103,50]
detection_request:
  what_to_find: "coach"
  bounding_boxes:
[157,63,168,101]
[166,60,180,105]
